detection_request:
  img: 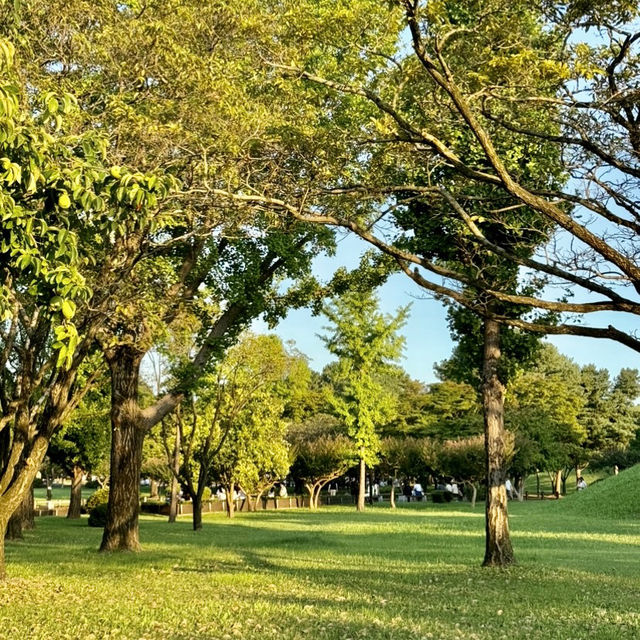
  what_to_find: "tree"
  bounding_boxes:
[437,436,487,508]
[48,364,111,519]
[289,422,355,510]
[379,436,427,508]
[173,334,292,527]
[506,344,586,496]
[0,38,173,577]
[321,290,409,511]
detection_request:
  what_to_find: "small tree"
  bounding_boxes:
[437,436,488,508]
[290,433,355,509]
[321,290,408,511]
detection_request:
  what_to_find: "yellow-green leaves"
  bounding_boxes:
[57,191,71,209]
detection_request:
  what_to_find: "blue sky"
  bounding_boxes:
[254,233,640,384]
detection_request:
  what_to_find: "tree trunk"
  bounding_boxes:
[305,484,316,510]
[552,470,562,498]
[100,347,145,552]
[516,475,525,502]
[67,465,84,519]
[390,472,396,509]
[6,485,34,539]
[149,478,159,500]
[471,483,478,509]
[168,421,181,523]
[357,457,366,512]
[224,484,235,518]
[575,464,582,487]
[0,435,50,578]
[192,493,202,531]
[482,318,515,567]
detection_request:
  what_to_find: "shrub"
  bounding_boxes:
[431,490,454,503]
[140,500,167,514]
[202,487,212,502]
[86,487,109,512]
[88,503,108,527]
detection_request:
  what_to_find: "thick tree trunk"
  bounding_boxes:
[192,494,202,531]
[149,479,159,500]
[6,485,34,539]
[100,347,145,552]
[482,319,515,567]
[168,421,180,523]
[357,457,366,512]
[390,472,396,509]
[67,465,84,519]
[0,435,50,578]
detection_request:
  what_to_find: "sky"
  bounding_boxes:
[253,232,640,384]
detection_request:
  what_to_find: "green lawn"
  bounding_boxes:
[2,500,639,640]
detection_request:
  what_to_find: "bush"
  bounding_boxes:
[140,500,166,514]
[431,490,454,503]
[86,487,109,512]
[88,503,108,527]
[202,487,212,502]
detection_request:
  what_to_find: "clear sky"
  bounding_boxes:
[253,233,640,384]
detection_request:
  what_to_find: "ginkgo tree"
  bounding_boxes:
[321,290,409,512]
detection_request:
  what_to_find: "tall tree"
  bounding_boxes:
[321,290,408,511]
[0,37,174,577]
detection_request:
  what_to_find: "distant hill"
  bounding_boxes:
[558,465,640,520]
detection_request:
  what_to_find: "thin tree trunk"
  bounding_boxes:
[357,457,366,512]
[390,472,396,509]
[168,421,180,523]
[482,318,515,567]
[100,346,145,552]
[224,484,235,518]
[575,464,582,487]
[553,470,562,498]
[67,465,84,519]
[471,483,478,509]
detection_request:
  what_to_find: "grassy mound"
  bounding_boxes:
[559,464,640,519]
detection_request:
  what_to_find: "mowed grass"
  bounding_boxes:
[2,500,640,640]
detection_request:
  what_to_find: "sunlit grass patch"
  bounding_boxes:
[2,500,639,639]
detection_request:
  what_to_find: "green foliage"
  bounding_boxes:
[321,290,409,465]
[436,435,487,484]
[85,487,109,513]
[87,503,109,528]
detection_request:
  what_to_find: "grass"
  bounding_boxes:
[2,490,640,640]
[556,463,640,519]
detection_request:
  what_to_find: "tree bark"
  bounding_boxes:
[471,483,478,509]
[192,493,202,531]
[482,318,515,567]
[224,483,235,518]
[100,346,145,552]
[149,478,159,500]
[552,469,562,498]
[168,420,180,523]
[67,465,84,519]
[6,484,34,539]
[390,472,396,509]
[357,457,366,512]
